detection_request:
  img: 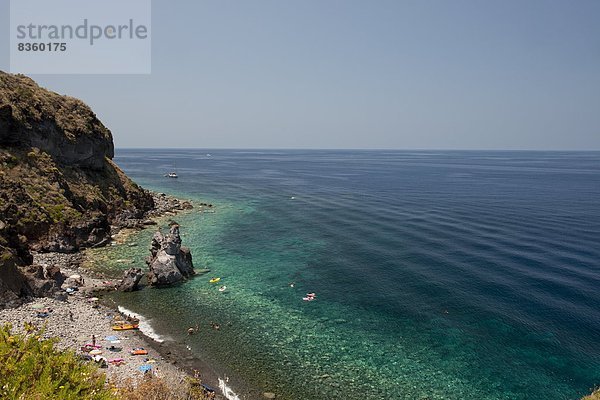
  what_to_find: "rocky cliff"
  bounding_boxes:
[0,71,154,307]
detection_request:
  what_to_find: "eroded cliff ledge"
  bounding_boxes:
[0,71,154,307]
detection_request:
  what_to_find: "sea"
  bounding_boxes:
[89,150,600,400]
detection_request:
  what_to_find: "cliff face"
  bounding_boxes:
[0,73,113,170]
[0,71,154,306]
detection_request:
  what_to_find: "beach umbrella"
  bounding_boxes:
[138,364,152,372]
[105,335,119,341]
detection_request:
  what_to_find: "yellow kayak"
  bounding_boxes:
[112,324,139,331]
[209,277,221,283]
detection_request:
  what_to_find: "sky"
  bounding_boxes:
[1,0,599,150]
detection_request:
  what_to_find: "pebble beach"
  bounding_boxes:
[0,276,187,390]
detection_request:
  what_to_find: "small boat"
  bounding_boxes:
[165,163,179,178]
[112,323,139,331]
[218,285,227,292]
[131,348,149,356]
[209,277,221,283]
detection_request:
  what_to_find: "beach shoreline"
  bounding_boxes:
[0,192,241,399]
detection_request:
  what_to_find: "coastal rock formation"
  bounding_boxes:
[0,71,154,249]
[0,71,154,307]
[118,267,144,292]
[146,193,194,218]
[0,252,66,307]
[0,254,32,307]
[147,224,194,286]
[23,264,65,297]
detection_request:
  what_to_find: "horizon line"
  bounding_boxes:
[113,147,600,152]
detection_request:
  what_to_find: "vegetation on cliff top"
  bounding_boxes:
[0,71,154,306]
[0,72,111,142]
[0,71,153,250]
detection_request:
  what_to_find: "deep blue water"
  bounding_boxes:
[99,150,600,399]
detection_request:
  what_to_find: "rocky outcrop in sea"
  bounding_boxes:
[146,224,194,286]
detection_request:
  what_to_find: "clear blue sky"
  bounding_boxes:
[1,0,599,149]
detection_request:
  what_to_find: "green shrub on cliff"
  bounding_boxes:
[0,323,116,400]
[0,71,154,263]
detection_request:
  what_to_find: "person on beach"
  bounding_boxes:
[92,334,96,347]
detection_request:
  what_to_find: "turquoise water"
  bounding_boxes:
[95,150,600,399]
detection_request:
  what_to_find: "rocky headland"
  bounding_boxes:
[0,71,159,307]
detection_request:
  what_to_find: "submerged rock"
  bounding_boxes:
[146,224,194,286]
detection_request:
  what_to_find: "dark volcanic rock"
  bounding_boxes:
[0,71,155,307]
[147,224,194,286]
[118,267,144,292]
[0,253,32,308]
[24,264,62,297]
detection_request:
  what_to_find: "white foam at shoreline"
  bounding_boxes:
[118,306,241,398]
[117,305,165,343]
[219,377,241,400]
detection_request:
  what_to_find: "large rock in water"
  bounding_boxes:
[118,267,144,292]
[147,224,194,286]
